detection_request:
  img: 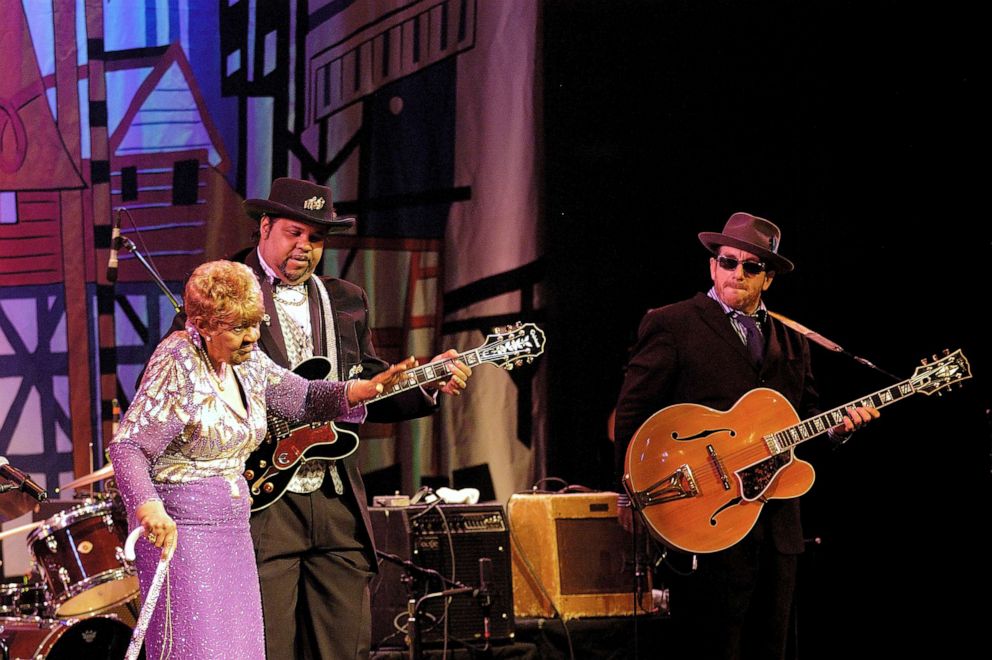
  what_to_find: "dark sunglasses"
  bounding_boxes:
[715,255,767,276]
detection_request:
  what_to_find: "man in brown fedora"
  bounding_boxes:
[241,177,471,659]
[614,212,878,659]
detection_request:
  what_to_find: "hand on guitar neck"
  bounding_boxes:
[346,356,419,405]
[424,348,473,397]
[831,404,880,439]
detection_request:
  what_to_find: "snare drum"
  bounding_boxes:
[0,581,51,617]
[0,615,140,659]
[27,497,140,617]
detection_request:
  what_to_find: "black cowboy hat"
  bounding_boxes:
[243,177,355,231]
[698,212,794,273]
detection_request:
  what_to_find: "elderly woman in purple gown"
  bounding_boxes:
[108,260,412,659]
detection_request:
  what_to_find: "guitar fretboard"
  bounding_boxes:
[372,350,483,401]
[369,325,544,401]
[770,380,914,453]
[769,350,969,453]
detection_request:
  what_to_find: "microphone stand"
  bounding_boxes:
[408,586,477,660]
[118,236,183,314]
[768,310,901,382]
[376,551,486,660]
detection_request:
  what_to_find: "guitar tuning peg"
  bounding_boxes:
[506,363,514,370]
[527,357,534,363]
[942,348,950,355]
[514,321,522,328]
[920,358,928,366]
[932,354,939,362]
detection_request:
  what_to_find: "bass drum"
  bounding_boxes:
[0,615,142,659]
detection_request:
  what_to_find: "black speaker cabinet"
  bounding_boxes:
[370,504,514,649]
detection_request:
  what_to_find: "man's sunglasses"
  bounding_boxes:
[715,255,767,276]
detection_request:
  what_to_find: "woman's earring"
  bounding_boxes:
[185,323,203,349]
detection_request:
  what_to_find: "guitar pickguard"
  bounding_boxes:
[738,453,792,500]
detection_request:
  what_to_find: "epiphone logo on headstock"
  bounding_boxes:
[493,337,533,354]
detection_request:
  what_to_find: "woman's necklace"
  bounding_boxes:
[196,342,229,390]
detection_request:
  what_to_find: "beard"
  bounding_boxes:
[277,256,313,283]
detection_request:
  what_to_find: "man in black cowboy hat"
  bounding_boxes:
[614,212,877,660]
[242,177,471,660]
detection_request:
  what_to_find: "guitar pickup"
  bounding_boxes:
[627,464,699,508]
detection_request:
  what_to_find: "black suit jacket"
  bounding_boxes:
[242,251,439,556]
[614,292,818,554]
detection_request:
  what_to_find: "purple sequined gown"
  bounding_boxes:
[109,332,362,658]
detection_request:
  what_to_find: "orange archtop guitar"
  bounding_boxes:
[623,349,971,554]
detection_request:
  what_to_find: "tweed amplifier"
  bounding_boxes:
[507,492,652,619]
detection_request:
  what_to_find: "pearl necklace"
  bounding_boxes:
[197,343,229,391]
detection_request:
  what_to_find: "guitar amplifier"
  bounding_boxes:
[507,492,652,619]
[369,504,515,649]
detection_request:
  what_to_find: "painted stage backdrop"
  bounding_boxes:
[0,0,544,571]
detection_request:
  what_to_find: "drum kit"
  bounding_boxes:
[0,464,145,659]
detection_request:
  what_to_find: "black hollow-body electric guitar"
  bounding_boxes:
[246,323,546,512]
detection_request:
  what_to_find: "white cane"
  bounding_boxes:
[123,526,173,660]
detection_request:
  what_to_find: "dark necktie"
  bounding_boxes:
[735,313,765,367]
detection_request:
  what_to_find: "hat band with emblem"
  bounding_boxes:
[244,177,354,231]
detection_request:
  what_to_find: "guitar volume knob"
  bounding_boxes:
[244,469,255,480]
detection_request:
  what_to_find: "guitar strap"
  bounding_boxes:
[310,276,340,380]
[766,310,844,353]
[284,275,345,496]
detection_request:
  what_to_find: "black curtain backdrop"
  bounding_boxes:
[543,1,988,657]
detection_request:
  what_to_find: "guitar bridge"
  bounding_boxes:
[627,465,699,508]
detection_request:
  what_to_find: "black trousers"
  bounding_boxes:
[251,481,376,660]
[673,516,799,660]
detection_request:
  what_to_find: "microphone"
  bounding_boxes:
[107,208,123,282]
[0,457,48,501]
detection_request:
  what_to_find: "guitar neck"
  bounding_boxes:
[770,378,915,453]
[368,349,481,403]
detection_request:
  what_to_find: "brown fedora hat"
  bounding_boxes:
[698,212,794,273]
[243,177,355,231]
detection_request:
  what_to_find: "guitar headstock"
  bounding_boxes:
[911,349,972,396]
[477,322,546,370]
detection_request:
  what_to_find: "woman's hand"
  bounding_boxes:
[135,500,178,560]
[347,356,419,404]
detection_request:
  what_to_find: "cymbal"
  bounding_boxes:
[0,519,43,541]
[59,464,115,492]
